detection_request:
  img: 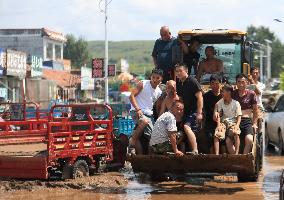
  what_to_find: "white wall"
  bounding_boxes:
[43,37,64,61]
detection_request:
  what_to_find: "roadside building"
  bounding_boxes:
[42,68,80,106]
[0,28,81,107]
[0,28,66,62]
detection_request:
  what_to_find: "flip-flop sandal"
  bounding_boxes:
[127,145,136,155]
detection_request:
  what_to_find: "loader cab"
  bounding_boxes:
[177,29,253,85]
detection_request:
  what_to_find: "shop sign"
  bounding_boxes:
[108,64,116,77]
[0,49,5,76]
[81,67,94,90]
[6,50,26,77]
[31,56,43,77]
[0,88,7,100]
[92,58,104,78]
[0,48,4,68]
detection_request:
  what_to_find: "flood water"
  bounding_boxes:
[1,154,283,200]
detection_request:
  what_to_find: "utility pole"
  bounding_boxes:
[253,42,268,83]
[104,0,109,103]
[259,50,264,83]
[265,39,272,81]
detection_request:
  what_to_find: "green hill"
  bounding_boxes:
[88,40,155,74]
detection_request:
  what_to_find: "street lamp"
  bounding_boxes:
[104,0,109,104]
[274,19,283,23]
[99,0,112,104]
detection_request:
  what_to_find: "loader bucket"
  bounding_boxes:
[0,156,48,179]
[128,153,256,178]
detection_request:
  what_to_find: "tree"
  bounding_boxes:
[64,34,91,69]
[246,25,284,77]
[145,70,152,79]
[280,69,284,91]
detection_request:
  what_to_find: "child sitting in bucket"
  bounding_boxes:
[214,84,242,155]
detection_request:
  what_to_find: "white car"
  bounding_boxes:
[265,94,284,154]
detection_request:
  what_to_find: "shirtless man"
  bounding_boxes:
[158,80,186,149]
[197,46,223,82]
[159,80,180,116]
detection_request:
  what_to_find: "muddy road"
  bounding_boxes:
[0,154,282,200]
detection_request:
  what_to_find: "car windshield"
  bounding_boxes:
[275,95,284,112]
[271,82,280,91]
[264,81,280,91]
[197,43,241,84]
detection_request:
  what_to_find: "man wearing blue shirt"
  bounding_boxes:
[152,26,177,83]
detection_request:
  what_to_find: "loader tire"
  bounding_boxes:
[149,171,166,181]
[255,133,262,172]
[72,159,89,179]
[238,173,258,182]
[238,154,260,182]
[257,132,264,169]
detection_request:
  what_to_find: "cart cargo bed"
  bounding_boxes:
[0,143,47,157]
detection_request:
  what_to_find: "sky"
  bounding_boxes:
[1,0,284,41]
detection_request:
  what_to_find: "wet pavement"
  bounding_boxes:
[0,153,283,200]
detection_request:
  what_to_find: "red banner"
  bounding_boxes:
[108,64,116,77]
[92,58,104,78]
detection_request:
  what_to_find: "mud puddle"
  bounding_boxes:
[0,172,127,193]
[0,154,282,200]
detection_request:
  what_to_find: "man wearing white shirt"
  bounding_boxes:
[248,67,265,128]
[129,69,163,155]
[150,100,184,156]
[248,67,265,109]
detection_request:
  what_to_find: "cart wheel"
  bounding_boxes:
[72,160,89,179]
[89,157,100,175]
[110,136,127,171]
[62,163,72,179]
